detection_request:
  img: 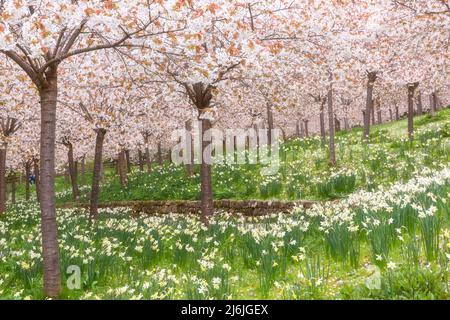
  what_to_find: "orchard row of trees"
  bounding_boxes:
[0,0,448,297]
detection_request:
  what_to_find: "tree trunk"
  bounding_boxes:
[100,161,104,183]
[374,98,381,124]
[303,120,309,137]
[118,151,127,188]
[371,99,376,126]
[199,114,213,225]
[319,100,326,146]
[186,83,215,224]
[11,174,16,205]
[334,117,341,132]
[38,70,61,298]
[157,142,163,166]
[435,94,442,110]
[74,161,78,181]
[328,77,336,166]
[89,128,106,220]
[395,105,400,120]
[33,159,40,202]
[25,162,31,201]
[431,92,437,116]
[299,120,305,138]
[407,83,419,142]
[417,92,423,116]
[67,142,79,202]
[138,149,144,171]
[363,72,377,141]
[125,150,131,173]
[144,135,152,173]
[389,108,393,122]
[0,147,6,214]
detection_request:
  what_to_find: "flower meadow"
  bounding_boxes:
[1,164,449,300]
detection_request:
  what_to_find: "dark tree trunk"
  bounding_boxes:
[66,142,79,201]
[334,117,341,132]
[25,162,31,201]
[319,100,326,146]
[99,160,104,183]
[363,72,377,140]
[417,91,423,116]
[299,120,305,138]
[395,105,400,120]
[89,128,106,220]
[74,161,78,180]
[327,78,336,166]
[295,121,300,138]
[431,92,437,116]
[33,159,40,202]
[389,108,393,122]
[0,147,6,214]
[185,120,194,177]
[138,149,144,171]
[377,110,382,124]
[371,99,376,125]
[407,83,419,142]
[38,68,61,298]
[118,151,127,188]
[125,150,131,173]
[428,94,433,116]
[303,120,309,137]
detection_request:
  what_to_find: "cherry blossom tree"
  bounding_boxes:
[0,0,185,297]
